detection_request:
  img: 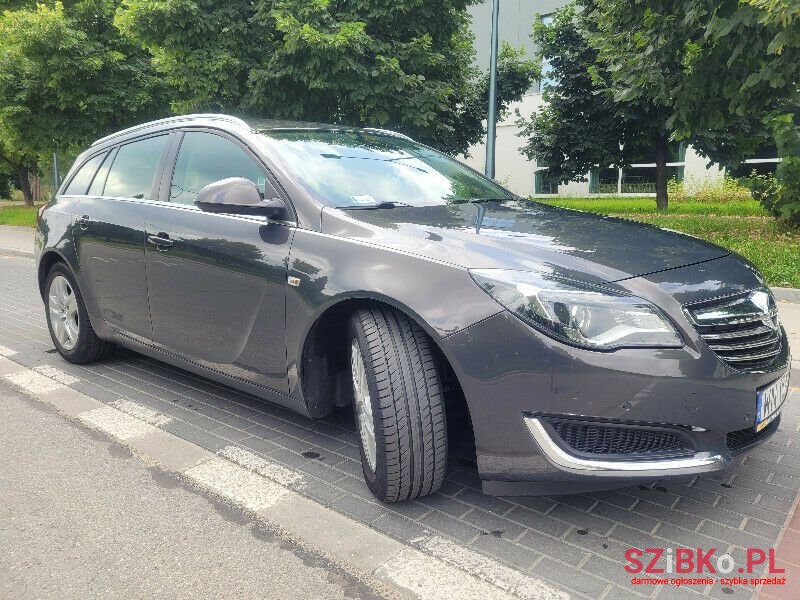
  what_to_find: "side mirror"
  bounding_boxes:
[195,177,286,219]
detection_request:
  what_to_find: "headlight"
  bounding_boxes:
[470,269,682,350]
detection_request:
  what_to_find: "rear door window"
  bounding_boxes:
[103,135,168,200]
[63,152,106,196]
[170,131,272,205]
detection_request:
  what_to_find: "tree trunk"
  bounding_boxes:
[16,165,34,207]
[655,132,668,211]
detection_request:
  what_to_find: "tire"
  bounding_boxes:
[349,306,447,502]
[44,262,115,364]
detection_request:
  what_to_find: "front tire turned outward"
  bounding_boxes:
[349,307,447,502]
[44,263,115,364]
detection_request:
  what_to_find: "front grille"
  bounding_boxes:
[549,420,687,456]
[726,418,779,452]
[685,289,783,371]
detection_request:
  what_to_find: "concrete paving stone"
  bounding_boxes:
[161,419,229,452]
[531,558,610,599]
[563,528,631,564]
[672,498,746,530]
[461,507,528,540]
[505,506,572,538]
[417,492,472,518]
[755,493,795,512]
[518,529,588,566]
[550,494,598,512]
[652,522,729,550]
[371,512,433,544]
[383,499,432,521]
[587,490,639,510]
[698,520,778,547]
[454,487,515,516]
[419,510,483,543]
[591,501,660,534]
[581,554,644,589]
[469,534,540,569]
[510,495,559,513]
[548,504,616,537]
[330,494,391,524]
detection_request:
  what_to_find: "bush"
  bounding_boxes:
[749,159,800,227]
[667,174,753,203]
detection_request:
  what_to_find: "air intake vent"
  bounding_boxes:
[727,419,779,452]
[685,289,782,372]
[548,421,687,456]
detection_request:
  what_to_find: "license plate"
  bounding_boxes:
[755,371,790,432]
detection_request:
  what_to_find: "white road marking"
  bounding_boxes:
[184,457,289,511]
[79,405,157,440]
[0,344,17,357]
[416,536,569,600]
[377,547,520,600]
[112,399,172,426]
[218,445,304,488]
[34,365,80,385]
[6,370,64,394]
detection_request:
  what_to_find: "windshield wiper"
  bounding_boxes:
[341,201,413,210]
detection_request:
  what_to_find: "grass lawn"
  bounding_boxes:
[536,197,800,288]
[0,205,38,227]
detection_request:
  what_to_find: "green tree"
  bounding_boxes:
[586,0,800,220]
[116,0,538,156]
[517,5,676,208]
[0,1,167,205]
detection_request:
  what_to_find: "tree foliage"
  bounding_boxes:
[586,0,800,222]
[116,0,538,156]
[0,1,167,204]
[517,5,673,208]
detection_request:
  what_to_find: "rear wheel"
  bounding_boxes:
[349,306,447,502]
[45,263,114,364]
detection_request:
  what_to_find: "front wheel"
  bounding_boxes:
[349,307,447,502]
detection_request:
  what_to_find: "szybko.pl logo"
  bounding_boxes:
[625,547,786,588]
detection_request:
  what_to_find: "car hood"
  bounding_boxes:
[321,200,730,283]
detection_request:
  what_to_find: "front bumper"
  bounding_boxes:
[441,310,790,496]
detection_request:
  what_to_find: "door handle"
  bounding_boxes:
[78,215,91,231]
[147,234,174,251]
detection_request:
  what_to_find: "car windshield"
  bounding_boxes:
[259,129,513,208]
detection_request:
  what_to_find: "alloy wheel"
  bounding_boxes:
[48,274,80,351]
[351,339,376,471]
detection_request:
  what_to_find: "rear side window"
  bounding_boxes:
[170,131,271,205]
[104,135,168,200]
[63,153,105,196]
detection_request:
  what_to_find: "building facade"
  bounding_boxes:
[462,0,779,198]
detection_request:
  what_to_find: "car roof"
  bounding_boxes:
[90,114,412,149]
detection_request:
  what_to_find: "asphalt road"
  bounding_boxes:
[0,381,389,600]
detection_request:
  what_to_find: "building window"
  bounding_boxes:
[729,144,781,178]
[534,168,558,195]
[590,142,686,194]
[589,167,619,194]
[535,14,557,93]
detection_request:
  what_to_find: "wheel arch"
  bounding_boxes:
[37,249,71,299]
[298,295,474,439]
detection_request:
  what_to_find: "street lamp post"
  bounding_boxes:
[484,0,500,179]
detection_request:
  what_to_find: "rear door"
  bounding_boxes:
[74,134,171,343]
[145,129,295,393]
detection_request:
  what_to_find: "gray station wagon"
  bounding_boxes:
[35,114,791,501]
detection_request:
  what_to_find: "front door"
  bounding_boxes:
[74,134,171,343]
[145,130,294,393]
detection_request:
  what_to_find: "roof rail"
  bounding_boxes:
[362,127,413,141]
[91,114,251,147]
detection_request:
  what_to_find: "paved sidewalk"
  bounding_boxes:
[0,225,34,256]
[0,382,389,600]
[1,237,799,600]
